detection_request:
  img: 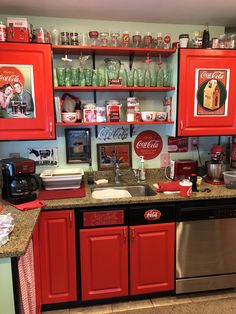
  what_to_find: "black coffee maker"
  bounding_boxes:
[1,157,39,204]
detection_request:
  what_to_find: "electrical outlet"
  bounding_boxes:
[190,137,199,150]
[160,153,170,167]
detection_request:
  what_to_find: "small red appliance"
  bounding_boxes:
[170,159,198,181]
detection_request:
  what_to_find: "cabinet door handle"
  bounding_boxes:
[180,120,183,135]
[131,228,135,242]
[69,211,73,228]
[49,121,53,138]
[123,228,127,242]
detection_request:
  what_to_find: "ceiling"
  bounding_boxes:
[1,0,236,27]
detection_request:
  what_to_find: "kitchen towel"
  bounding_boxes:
[154,181,180,192]
[12,199,46,211]
[18,239,36,314]
[38,181,86,200]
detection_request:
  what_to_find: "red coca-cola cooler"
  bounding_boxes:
[177,48,236,136]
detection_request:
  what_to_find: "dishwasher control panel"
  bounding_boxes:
[177,200,236,221]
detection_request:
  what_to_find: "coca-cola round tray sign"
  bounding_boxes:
[134,130,163,160]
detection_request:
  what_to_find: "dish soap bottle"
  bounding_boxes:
[87,162,95,185]
[139,156,146,181]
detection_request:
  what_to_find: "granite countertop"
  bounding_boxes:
[1,168,236,258]
[0,204,40,258]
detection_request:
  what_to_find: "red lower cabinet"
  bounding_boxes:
[38,210,77,304]
[80,226,128,301]
[129,223,175,295]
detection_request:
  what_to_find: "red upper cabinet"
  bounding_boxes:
[0,43,55,140]
[177,48,236,136]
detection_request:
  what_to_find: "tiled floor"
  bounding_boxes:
[42,289,236,313]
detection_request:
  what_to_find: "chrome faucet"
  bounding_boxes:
[133,169,141,183]
[114,162,121,184]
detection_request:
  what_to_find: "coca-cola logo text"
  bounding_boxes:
[200,71,225,80]
[0,66,24,88]
[136,139,160,149]
[98,126,129,141]
[0,74,20,83]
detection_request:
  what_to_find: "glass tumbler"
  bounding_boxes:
[137,68,145,87]
[84,68,93,86]
[100,32,109,46]
[51,28,60,45]
[132,32,142,48]
[71,67,79,86]
[110,32,120,47]
[56,67,66,86]
[65,68,72,86]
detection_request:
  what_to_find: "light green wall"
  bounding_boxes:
[0,15,225,172]
[0,258,15,314]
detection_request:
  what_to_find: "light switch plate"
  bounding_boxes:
[160,153,170,167]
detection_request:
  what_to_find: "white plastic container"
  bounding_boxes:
[40,168,84,190]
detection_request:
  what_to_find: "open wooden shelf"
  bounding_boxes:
[56,121,174,127]
[54,86,175,92]
[52,45,176,57]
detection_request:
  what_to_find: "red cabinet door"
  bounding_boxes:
[178,48,236,136]
[130,223,175,295]
[0,42,55,140]
[80,226,128,301]
[39,210,77,304]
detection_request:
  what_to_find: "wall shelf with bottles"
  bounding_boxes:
[53,45,176,133]
[52,45,176,57]
[56,121,174,126]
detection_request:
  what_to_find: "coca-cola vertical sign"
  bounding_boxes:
[134,130,163,160]
[0,65,35,118]
[194,68,229,116]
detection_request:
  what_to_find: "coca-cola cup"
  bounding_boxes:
[179,179,192,197]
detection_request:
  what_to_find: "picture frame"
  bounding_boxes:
[97,142,132,170]
[65,128,91,163]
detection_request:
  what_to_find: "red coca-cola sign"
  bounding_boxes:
[144,209,161,221]
[0,66,24,88]
[134,130,163,160]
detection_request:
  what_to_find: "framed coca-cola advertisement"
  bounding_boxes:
[0,65,35,118]
[177,48,236,136]
[97,142,132,170]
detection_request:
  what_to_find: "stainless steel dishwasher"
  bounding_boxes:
[176,199,236,294]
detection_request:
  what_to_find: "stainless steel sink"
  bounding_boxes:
[91,184,157,198]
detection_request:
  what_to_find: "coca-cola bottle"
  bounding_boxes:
[202,25,210,48]
[75,101,82,123]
